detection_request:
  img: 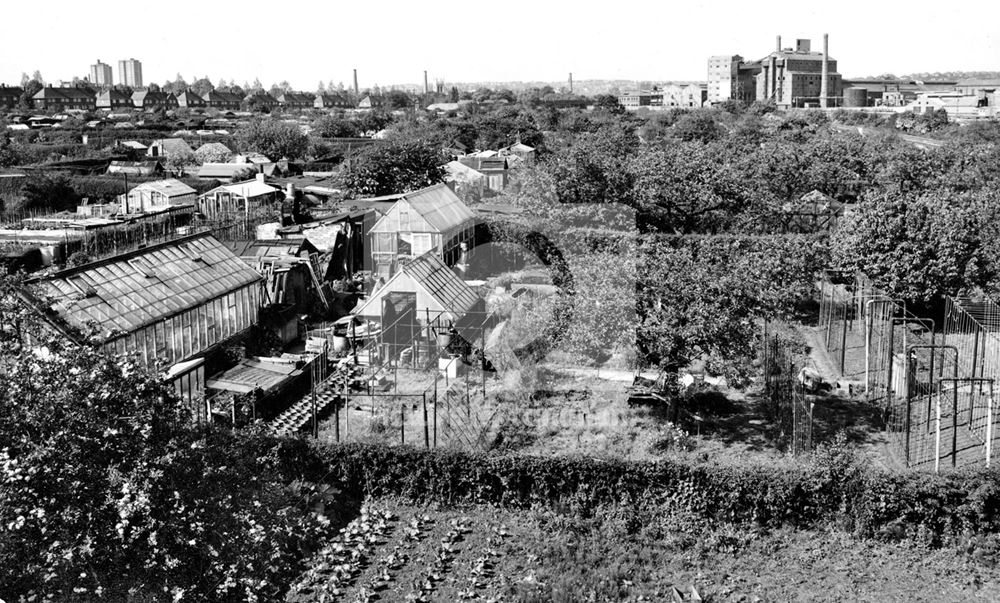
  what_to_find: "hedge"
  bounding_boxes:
[308,442,1000,541]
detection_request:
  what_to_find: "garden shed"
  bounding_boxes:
[368,183,476,279]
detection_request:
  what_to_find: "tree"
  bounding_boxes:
[18,173,81,212]
[164,149,196,175]
[671,111,723,143]
[832,190,990,302]
[0,334,332,600]
[194,143,233,164]
[594,94,624,114]
[235,118,309,160]
[190,77,215,97]
[343,140,446,197]
[385,89,413,110]
[314,115,360,138]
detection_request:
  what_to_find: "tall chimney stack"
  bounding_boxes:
[820,33,829,108]
[353,69,359,96]
[424,70,429,95]
[569,72,573,93]
[776,35,781,52]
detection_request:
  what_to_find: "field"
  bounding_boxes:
[287,498,1000,602]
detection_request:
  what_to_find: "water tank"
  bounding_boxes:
[844,87,868,108]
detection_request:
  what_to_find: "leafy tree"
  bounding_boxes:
[194,143,233,164]
[18,173,81,212]
[343,141,446,197]
[0,278,335,601]
[314,115,361,138]
[164,149,196,175]
[671,112,723,143]
[385,89,413,110]
[832,190,991,302]
[189,77,215,97]
[593,94,624,114]
[235,117,309,160]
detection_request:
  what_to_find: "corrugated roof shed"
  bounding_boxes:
[26,233,261,341]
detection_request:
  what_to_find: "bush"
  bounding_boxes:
[308,442,1000,541]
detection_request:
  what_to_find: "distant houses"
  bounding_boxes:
[314,93,353,110]
[96,89,133,110]
[204,90,243,110]
[32,86,97,111]
[244,91,279,112]
[0,85,23,109]
[131,89,178,110]
[277,92,314,110]
[176,90,206,108]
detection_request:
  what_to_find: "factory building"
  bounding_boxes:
[708,34,842,108]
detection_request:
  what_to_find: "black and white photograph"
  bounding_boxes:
[1,1,999,601]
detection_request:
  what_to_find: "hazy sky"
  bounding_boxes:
[2,1,997,89]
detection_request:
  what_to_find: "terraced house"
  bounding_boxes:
[32,86,97,110]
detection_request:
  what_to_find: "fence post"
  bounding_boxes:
[839,301,848,375]
[433,379,438,448]
[935,390,942,474]
[987,395,994,469]
[886,321,895,425]
[952,385,959,468]
[423,392,429,449]
[905,354,912,466]
[400,403,405,445]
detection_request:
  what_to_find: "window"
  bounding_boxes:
[412,234,433,256]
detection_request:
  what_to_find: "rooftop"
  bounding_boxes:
[25,233,262,341]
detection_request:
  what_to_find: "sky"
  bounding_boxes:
[1,1,997,90]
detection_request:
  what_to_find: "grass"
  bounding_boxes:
[288,498,1000,602]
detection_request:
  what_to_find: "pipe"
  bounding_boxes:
[820,33,829,108]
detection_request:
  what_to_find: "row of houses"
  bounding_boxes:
[21,85,358,112]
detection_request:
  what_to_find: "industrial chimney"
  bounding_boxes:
[353,69,359,96]
[569,72,573,93]
[424,71,429,95]
[776,35,781,52]
[820,33,829,108]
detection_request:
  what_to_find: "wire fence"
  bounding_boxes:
[814,271,1000,470]
[761,321,813,455]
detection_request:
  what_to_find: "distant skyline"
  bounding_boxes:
[2,1,997,90]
